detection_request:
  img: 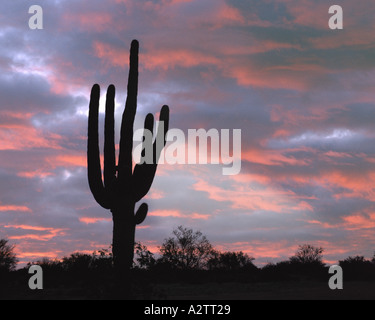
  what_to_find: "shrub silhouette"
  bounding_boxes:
[207,250,256,271]
[158,226,214,270]
[261,261,295,282]
[289,244,324,266]
[0,239,18,273]
[260,245,327,281]
[91,248,113,271]
[134,242,156,270]
[288,244,326,279]
[27,258,62,273]
[87,39,170,281]
[339,256,375,281]
[0,239,18,297]
[61,252,94,273]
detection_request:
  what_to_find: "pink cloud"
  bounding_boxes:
[342,213,375,230]
[17,170,54,179]
[193,177,313,213]
[93,41,129,68]
[215,240,292,261]
[147,189,166,200]
[149,209,184,217]
[3,224,66,242]
[16,251,61,260]
[320,171,375,201]
[0,205,32,212]
[93,41,221,71]
[225,61,330,90]
[62,12,113,32]
[51,154,87,168]
[142,49,220,70]
[191,212,210,220]
[79,217,112,224]
[242,148,311,167]
[0,113,62,151]
[307,210,375,232]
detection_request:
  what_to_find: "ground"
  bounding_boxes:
[3,278,375,300]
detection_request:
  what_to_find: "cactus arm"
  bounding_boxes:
[104,84,117,189]
[87,84,111,209]
[118,40,139,183]
[154,105,170,161]
[132,105,169,202]
[140,113,155,160]
[135,203,148,225]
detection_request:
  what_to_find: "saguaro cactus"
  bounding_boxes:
[87,40,169,274]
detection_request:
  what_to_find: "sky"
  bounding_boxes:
[0,0,375,268]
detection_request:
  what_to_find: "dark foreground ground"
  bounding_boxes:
[3,280,375,300]
[1,269,375,300]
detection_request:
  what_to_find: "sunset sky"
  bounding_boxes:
[1,0,375,267]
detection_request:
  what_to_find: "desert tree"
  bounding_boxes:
[0,239,18,273]
[289,244,325,266]
[134,242,156,269]
[159,226,214,270]
[208,250,256,271]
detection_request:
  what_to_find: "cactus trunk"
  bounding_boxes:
[112,206,136,271]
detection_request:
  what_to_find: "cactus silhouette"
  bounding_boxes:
[87,40,170,276]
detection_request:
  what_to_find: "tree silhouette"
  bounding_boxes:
[87,39,170,283]
[208,250,256,271]
[289,244,324,266]
[134,242,156,269]
[159,226,214,270]
[339,256,375,281]
[62,252,93,273]
[0,239,18,273]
